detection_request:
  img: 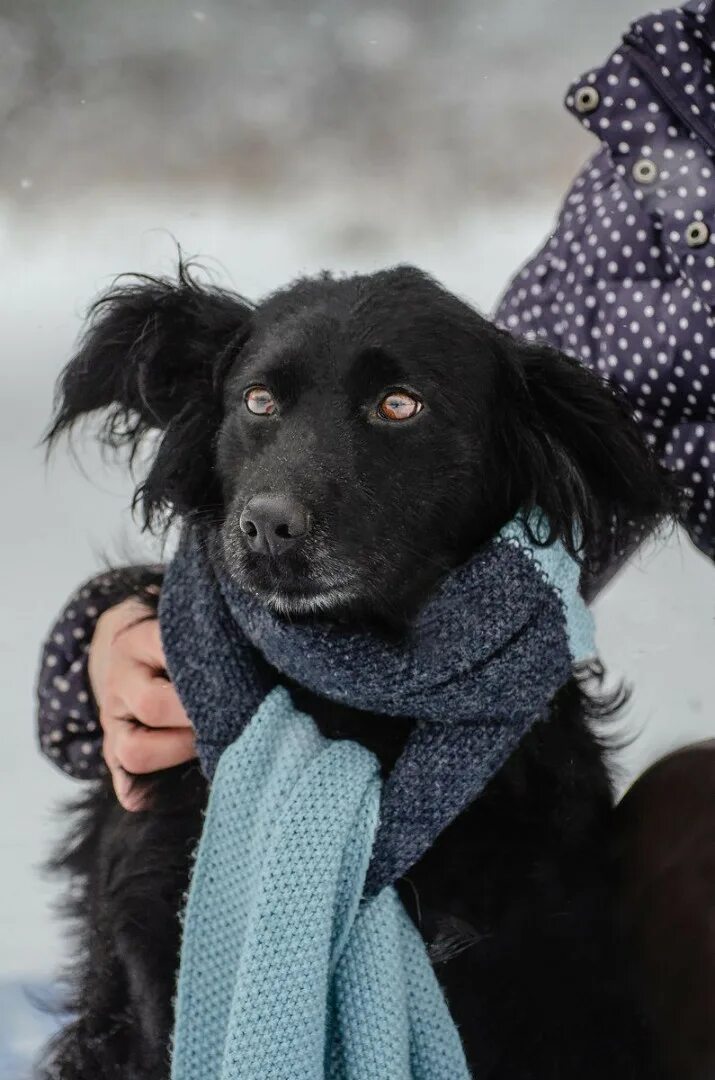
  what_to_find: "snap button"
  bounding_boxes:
[574,85,600,114]
[685,220,710,247]
[632,158,658,184]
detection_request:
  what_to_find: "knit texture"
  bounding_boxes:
[170,686,471,1080]
[159,511,595,894]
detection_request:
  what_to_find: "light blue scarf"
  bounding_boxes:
[170,687,471,1080]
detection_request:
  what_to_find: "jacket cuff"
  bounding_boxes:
[36,566,164,779]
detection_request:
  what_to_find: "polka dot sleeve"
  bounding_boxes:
[494,1,715,564]
[36,567,165,779]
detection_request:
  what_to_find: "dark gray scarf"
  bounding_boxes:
[159,513,594,894]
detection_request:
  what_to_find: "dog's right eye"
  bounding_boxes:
[245,386,277,416]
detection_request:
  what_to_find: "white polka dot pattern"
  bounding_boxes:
[36,569,163,778]
[36,576,120,777]
[495,1,715,560]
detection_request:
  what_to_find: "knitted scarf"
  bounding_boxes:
[170,686,472,1079]
[158,512,595,895]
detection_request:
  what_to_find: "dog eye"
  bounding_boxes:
[377,391,423,422]
[245,386,277,416]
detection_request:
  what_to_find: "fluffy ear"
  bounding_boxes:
[493,332,679,573]
[45,263,253,527]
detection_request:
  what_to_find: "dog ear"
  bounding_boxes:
[494,333,678,572]
[45,264,253,527]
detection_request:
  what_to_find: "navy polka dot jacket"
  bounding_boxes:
[497,0,715,561]
[38,1,715,779]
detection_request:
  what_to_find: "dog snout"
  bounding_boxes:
[239,494,311,557]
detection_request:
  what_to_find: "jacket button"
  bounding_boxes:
[574,85,600,114]
[685,220,710,247]
[632,158,659,184]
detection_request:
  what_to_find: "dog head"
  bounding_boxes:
[47,263,674,624]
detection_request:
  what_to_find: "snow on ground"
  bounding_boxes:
[0,981,65,1080]
[1,189,714,1068]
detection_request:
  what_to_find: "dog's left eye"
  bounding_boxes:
[377,390,423,422]
[245,386,277,416]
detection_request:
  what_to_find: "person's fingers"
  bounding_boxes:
[111,723,197,776]
[100,735,140,810]
[101,706,196,801]
[119,676,192,730]
[112,766,143,811]
[92,600,196,806]
[109,762,150,813]
[112,615,168,675]
[89,600,161,705]
[100,614,191,729]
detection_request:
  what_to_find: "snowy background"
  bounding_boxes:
[2,1,715,1075]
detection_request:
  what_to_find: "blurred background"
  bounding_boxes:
[2,0,714,1074]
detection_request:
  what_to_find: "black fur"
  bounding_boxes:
[42,264,677,1078]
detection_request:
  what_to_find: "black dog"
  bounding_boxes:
[41,264,674,1079]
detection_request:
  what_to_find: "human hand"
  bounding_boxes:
[88,597,196,810]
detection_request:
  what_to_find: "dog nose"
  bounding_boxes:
[239,495,310,557]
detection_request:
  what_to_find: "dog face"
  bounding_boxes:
[214,271,508,617]
[47,264,672,624]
